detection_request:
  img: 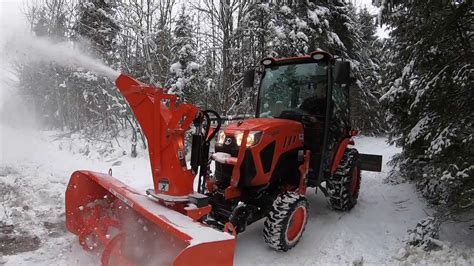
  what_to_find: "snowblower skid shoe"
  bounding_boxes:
[66,170,235,266]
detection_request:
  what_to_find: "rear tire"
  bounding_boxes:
[263,192,309,251]
[327,148,361,211]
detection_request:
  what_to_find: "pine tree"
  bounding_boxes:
[352,7,385,134]
[229,1,384,131]
[73,0,120,65]
[306,0,384,134]
[70,0,122,134]
[272,3,313,56]
[168,7,202,105]
[230,2,276,116]
[238,2,276,62]
[380,1,473,208]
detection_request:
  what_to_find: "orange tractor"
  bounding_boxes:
[65,51,382,265]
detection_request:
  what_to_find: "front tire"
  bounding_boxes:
[327,148,361,211]
[263,192,309,251]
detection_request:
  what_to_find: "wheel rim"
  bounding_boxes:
[350,166,359,195]
[286,206,306,242]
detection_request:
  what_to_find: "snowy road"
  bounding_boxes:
[0,124,428,265]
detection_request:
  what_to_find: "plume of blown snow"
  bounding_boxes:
[2,33,120,80]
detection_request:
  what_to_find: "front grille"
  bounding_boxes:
[215,136,239,156]
[215,161,233,189]
[214,139,238,189]
[214,136,256,188]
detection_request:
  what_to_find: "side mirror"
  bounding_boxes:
[334,61,351,85]
[243,69,255,88]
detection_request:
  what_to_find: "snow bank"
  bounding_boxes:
[396,243,474,265]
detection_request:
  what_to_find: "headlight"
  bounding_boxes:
[235,131,262,147]
[217,131,226,144]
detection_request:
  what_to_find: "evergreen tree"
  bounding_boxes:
[297,2,380,133]
[271,3,312,56]
[239,2,276,62]
[353,7,385,134]
[150,24,173,86]
[380,1,473,208]
[73,0,120,65]
[168,8,202,105]
[70,0,123,134]
[231,2,276,116]
[230,1,384,131]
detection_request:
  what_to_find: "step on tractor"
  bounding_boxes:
[65,50,382,265]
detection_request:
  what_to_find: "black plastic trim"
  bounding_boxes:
[260,141,276,174]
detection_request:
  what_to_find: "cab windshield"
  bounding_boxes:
[258,62,328,118]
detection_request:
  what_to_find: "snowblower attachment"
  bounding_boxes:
[65,74,235,265]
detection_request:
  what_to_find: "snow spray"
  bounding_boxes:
[2,33,120,80]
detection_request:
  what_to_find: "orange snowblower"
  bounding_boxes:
[66,51,382,265]
[65,75,235,265]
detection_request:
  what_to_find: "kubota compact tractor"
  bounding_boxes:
[65,50,382,265]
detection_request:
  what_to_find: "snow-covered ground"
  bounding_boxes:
[235,136,427,265]
[0,123,472,265]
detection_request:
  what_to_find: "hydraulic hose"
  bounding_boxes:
[197,110,222,194]
[203,110,222,143]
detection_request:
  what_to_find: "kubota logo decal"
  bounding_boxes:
[177,150,185,160]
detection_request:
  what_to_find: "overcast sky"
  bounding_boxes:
[0,0,27,34]
[354,0,390,38]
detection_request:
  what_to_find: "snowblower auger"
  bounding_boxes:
[65,74,235,266]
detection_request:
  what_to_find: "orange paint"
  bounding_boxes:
[330,138,353,174]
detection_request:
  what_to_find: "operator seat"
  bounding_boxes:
[299,95,327,178]
[299,96,326,117]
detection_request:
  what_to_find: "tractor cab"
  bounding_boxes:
[257,55,330,119]
[240,51,353,184]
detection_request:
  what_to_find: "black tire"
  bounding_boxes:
[263,192,309,251]
[326,148,361,211]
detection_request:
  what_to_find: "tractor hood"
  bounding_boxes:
[224,118,302,135]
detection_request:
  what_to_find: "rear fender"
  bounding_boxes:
[330,138,354,174]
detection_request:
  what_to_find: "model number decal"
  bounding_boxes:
[159,180,169,192]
